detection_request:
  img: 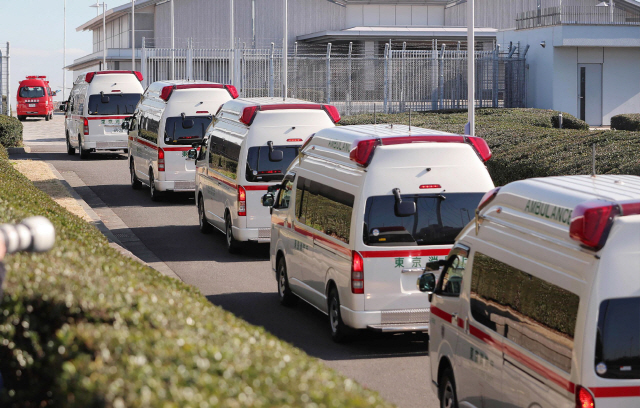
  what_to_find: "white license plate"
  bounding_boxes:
[28,104,35,107]
[108,127,123,133]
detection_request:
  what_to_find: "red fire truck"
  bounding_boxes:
[16,76,55,121]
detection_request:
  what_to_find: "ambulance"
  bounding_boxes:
[261,124,494,341]
[16,76,55,121]
[423,175,640,408]
[63,70,144,159]
[190,97,339,253]
[126,80,236,200]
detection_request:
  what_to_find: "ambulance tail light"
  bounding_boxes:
[466,136,492,162]
[576,386,595,408]
[349,139,381,167]
[133,71,144,82]
[160,86,175,101]
[477,187,501,212]
[351,251,364,294]
[158,148,165,172]
[83,117,89,136]
[240,106,259,125]
[322,104,341,123]
[224,85,239,99]
[238,186,247,216]
[570,199,640,250]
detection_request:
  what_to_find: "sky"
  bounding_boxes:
[0,0,133,108]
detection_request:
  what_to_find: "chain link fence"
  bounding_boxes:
[141,39,528,115]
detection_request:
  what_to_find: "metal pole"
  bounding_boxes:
[63,0,66,101]
[347,42,352,115]
[7,42,11,116]
[282,0,288,99]
[170,0,175,80]
[230,0,234,85]
[269,42,275,97]
[325,43,332,104]
[103,3,107,69]
[0,50,3,115]
[141,38,147,87]
[131,0,135,70]
[383,43,389,114]
[466,0,475,136]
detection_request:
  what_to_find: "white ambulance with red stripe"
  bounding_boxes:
[63,70,144,159]
[191,97,340,253]
[126,80,235,200]
[423,175,640,408]
[261,124,494,342]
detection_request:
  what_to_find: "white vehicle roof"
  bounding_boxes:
[140,80,234,115]
[480,175,640,251]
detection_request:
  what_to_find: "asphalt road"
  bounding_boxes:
[17,114,439,408]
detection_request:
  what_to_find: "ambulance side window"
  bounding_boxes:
[436,246,469,297]
[275,175,295,209]
[469,252,579,373]
[208,136,239,180]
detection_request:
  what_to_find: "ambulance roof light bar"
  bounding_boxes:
[159,84,238,101]
[239,103,341,126]
[569,199,640,250]
[85,71,144,83]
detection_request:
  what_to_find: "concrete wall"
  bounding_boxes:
[602,47,640,124]
[346,4,445,27]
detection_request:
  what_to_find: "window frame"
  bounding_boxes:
[434,244,470,298]
[274,173,296,210]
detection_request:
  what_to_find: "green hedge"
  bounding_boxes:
[0,115,23,148]
[611,113,640,131]
[341,108,640,186]
[0,146,391,407]
[550,111,589,130]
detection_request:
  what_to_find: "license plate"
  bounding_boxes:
[109,127,123,133]
[28,104,35,107]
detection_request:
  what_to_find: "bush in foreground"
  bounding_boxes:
[611,113,640,131]
[0,147,391,407]
[0,115,23,148]
[341,108,640,186]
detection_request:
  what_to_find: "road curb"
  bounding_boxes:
[7,146,31,154]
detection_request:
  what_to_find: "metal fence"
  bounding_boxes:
[141,40,528,115]
[517,5,640,29]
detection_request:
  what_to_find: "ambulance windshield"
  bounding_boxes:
[363,193,483,246]
[164,116,212,145]
[88,93,141,115]
[19,87,45,98]
[245,145,300,182]
[596,297,640,379]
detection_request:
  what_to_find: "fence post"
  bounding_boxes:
[0,49,3,115]
[325,43,332,104]
[186,41,193,80]
[431,40,438,111]
[293,42,298,99]
[493,44,499,108]
[439,44,446,110]
[521,44,529,107]
[269,42,275,97]
[347,42,352,115]
[141,37,148,88]
[400,42,406,112]
[383,43,389,114]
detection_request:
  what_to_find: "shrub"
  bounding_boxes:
[550,111,589,130]
[0,145,391,408]
[611,113,640,131]
[0,115,22,148]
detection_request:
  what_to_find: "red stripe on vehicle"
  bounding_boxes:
[244,185,270,191]
[87,115,130,120]
[294,225,314,238]
[430,306,452,323]
[314,234,351,257]
[591,386,640,398]
[360,249,451,258]
[132,137,158,151]
[163,146,193,152]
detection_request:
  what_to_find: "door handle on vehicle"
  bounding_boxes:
[401,268,424,274]
[451,312,459,325]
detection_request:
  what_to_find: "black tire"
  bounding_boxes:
[225,214,242,253]
[439,368,459,408]
[328,286,350,343]
[45,114,50,121]
[79,136,90,160]
[123,148,129,154]
[130,160,142,189]
[17,115,25,122]
[149,171,162,201]
[277,258,297,307]
[198,196,212,234]
[66,133,75,155]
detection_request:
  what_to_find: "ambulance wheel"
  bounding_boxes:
[18,116,25,122]
[439,368,459,408]
[149,171,162,201]
[198,196,212,234]
[79,136,90,160]
[277,258,297,307]
[130,160,141,190]
[328,286,350,343]
[225,214,243,254]
[66,133,75,155]
[45,114,50,121]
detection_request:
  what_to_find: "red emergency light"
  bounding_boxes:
[569,199,640,250]
[159,83,238,101]
[238,103,341,126]
[85,71,143,83]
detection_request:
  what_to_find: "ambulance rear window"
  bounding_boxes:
[363,193,483,246]
[19,87,45,98]
[88,93,141,115]
[596,297,640,379]
[164,116,212,145]
[245,145,300,183]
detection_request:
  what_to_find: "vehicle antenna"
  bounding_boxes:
[591,143,596,177]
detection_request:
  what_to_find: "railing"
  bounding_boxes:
[517,5,640,30]
[141,41,528,115]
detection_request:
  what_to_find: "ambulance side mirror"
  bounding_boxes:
[58,103,67,112]
[393,188,416,217]
[417,272,437,293]
[261,193,275,207]
[121,121,129,130]
[187,149,198,160]
[425,260,446,271]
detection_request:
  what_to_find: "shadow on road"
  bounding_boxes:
[206,291,430,362]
